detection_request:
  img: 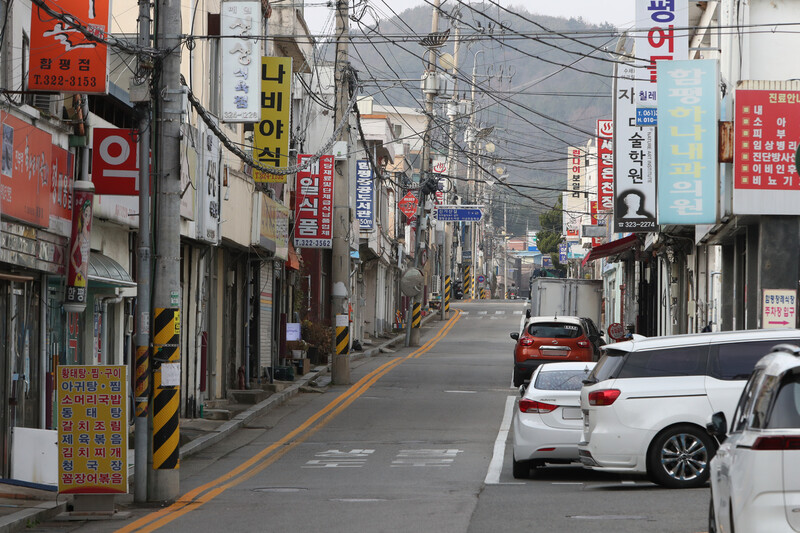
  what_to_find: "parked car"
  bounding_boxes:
[707,343,800,533]
[578,328,800,489]
[512,361,596,478]
[510,315,604,387]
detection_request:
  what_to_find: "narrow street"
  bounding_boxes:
[36,301,707,533]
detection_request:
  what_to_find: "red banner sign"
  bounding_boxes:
[293,154,333,248]
[65,182,94,313]
[91,128,141,195]
[1,112,52,227]
[29,0,110,93]
[597,119,613,212]
[398,192,418,219]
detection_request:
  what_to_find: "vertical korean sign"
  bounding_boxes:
[656,59,718,224]
[615,63,657,233]
[220,2,261,123]
[65,181,94,312]
[29,0,110,93]
[355,160,374,231]
[197,120,221,244]
[733,89,800,214]
[254,57,291,183]
[634,0,688,125]
[58,365,128,494]
[294,155,333,248]
[596,120,614,212]
[564,147,584,242]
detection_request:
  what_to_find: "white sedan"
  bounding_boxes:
[512,361,596,478]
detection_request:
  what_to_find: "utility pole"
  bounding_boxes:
[442,11,460,320]
[503,199,508,300]
[331,0,351,384]
[406,0,440,346]
[149,0,182,501]
[133,0,151,503]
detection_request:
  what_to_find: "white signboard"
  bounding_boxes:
[220,2,262,123]
[762,289,797,328]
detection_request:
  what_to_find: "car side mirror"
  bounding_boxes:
[706,411,728,442]
[525,309,531,318]
[510,332,519,341]
[518,384,526,397]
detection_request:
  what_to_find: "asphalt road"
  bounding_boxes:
[35,300,709,533]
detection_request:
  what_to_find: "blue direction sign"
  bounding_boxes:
[434,205,483,222]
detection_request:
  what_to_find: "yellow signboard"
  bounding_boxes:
[58,365,128,494]
[253,56,292,183]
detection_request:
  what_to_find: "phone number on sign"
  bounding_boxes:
[31,74,98,88]
[619,220,656,229]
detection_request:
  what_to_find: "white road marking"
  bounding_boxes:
[478,311,488,315]
[484,395,516,485]
[303,449,374,468]
[513,310,523,315]
[495,310,505,314]
[392,449,461,467]
[445,390,477,394]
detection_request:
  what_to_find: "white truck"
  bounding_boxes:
[527,278,603,326]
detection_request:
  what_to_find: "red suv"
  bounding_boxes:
[510,316,604,387]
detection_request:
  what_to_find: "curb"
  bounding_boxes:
[0,498,67,533]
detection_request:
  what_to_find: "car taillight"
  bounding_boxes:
[520,337,535,347]
[519,399,557,413]
[751,436,800,450]
[588,389,621,406]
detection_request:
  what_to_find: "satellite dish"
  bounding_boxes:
[400,268,424,297]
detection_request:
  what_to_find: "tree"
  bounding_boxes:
[537,196,567,274]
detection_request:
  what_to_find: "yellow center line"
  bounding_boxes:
[117,309,462,533]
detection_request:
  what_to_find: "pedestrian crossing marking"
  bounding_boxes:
[303,449,374,468]
[477,311,487,315]
[391,449,461,467]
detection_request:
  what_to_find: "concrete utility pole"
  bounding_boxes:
[331,0,351,384]
[407,0,440,346]
[442,12,460,320]
[149,0,182,501]
[133,0,151,503]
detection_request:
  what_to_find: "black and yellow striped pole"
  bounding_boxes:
[464,265,471,301]
[134,346,149,418]
[152,308,180,471]
[412,301,421,328]
[444,275,451,316]
[336,315,350,357]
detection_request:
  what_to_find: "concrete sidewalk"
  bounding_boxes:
[0,314,441,532]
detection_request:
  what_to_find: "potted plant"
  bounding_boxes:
[302,320,334,365]
[286,339,308,359]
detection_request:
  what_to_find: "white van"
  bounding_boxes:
[578,329,800,488]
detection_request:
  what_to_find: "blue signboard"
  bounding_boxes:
[558,243,568,263]
[463,250,472,261]
[434,206,482,222]
[636,107,657,126]
[542,256,553,268]
[656,59,718,224]
[355,160,373,230]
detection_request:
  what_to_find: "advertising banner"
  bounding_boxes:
[733,89,800,214]
[58,365,127,494]
[91,128,142,195]
[49,145,75,236]
[294,155,333,248]
[634,0,688,125]
[65,181,94,313]
[596,120,614,212]
[29,0,110,93]
[355,160,374,230]
[564,147,585,241]
[259,195,289,260]
[656,59,719,225]
[220,2,262,123]
[614,64,657,233]
[254,57,292,183]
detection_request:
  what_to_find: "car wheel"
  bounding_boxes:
[513,369,525,388]
[708,491,718,533]
[647,424,715,489]
[512,455,530,479]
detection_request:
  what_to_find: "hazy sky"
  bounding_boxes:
[303,0,638,35]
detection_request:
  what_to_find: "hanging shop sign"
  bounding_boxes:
[254,56,292,183]
[197,120,221,244]
[220,2,262,123]
[398,191,418,219]
[293,154,334,248]
[355,160,374,231]
[49,146,75,236]
[656,59,719,225]
[64,181,94,313]
[58,365,128,494]
[29,0,110,93]
[596,119,614,212]
[563,147,585,242]
[91,128,144,195]
[614,64,657,233]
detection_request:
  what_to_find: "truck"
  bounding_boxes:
[527,277,603,326]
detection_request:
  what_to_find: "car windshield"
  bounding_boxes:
[534,368,593,391]
[527,322,581,339]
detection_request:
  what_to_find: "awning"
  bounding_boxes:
[581,235,640,266]
[88,253,136,287]
[286,243,300,271]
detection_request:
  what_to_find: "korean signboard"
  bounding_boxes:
[355,160,374,230]
[563,147,585,242]
[733,89,800,215]
[254,57,292,183]
[558,242,568,263]
[526,231,539,252]
[294,155,333,248]
[614,64,657,233]
[257,194,289,260]
[597,119,614,212]
[49,146,75,236]
[656,59,718,225]
[198,120,222,244]
[29,0,110,93]
[179,122,197,221]
[762,289,797,328]
[220,2,261,123]
[58,365,128,494]
[1,112,52,227]
[634,0,688,125]
[65,181,94,313]
[91,128,142,195]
